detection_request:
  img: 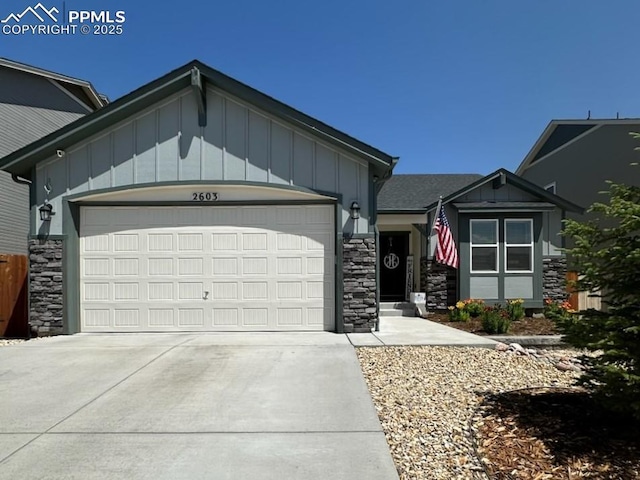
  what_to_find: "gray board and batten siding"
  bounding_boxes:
[34,86,372,235]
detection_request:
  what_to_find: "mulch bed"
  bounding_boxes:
[474,387,640,479]
[425,312,559,336]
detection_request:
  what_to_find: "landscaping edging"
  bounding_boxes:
[487,335,565,347]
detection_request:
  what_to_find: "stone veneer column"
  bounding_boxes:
[420,257,456,310]
[28,238,64,336]
[342,237,377,333]
[543,256,567,302]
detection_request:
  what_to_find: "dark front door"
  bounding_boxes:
[380,232,409,302]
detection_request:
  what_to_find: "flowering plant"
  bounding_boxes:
[544,298,576,320]
[506,298,525,321]
[464,299,485,317]
[448,303,470,322]
[481,305,511,334]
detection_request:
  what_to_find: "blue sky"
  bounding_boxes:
[2,0,640,174]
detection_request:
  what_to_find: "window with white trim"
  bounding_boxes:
[470,219,498,272]
[505,219,533,272]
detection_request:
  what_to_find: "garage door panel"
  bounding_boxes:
[81,205,335,332]
[114,258,139,276]
[149,309,174,327]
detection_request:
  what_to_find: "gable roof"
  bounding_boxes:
[0,60,396,177]
[0,57,106,111]
[377,173,483,212]
[425,168,584,213]
[515,118,640,175]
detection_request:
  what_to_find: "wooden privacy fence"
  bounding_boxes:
[566,270,602,311]
[0,254,29,338]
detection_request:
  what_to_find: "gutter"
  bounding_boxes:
[11,174,31,185]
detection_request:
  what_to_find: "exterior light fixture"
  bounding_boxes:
[349,201,361,220]
[39,202,55,222]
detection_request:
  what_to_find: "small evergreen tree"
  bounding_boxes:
[560,165,640,420]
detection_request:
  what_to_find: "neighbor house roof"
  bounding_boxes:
[0,59,397,178]
[515,118,640,175]
[0,57,106,110]
[377,174,483,212]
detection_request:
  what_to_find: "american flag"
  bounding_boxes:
[434,206,459,268]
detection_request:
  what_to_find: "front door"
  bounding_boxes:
[380,232,409,302]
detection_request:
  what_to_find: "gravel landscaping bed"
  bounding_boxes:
[356,346,582,480]
[0,337,54,347]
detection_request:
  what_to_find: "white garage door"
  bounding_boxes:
[80,205,335,332]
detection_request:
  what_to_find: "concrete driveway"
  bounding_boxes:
[0,333,398,480]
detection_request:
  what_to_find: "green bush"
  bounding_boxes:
[560,169,640,420]
[464,299,485,317]
[481,306,511,334]
[544,299,575,321]
[506,299,525,321]
[448,304,470,322]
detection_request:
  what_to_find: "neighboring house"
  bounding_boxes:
[0,58,105,255]
[516,119,640,310]
[0,60,396,335]
[516,119,640,236]
[378,169,582,310]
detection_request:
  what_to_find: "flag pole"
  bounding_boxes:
[430,196,443,233]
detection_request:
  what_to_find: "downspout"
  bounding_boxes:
[372,157,398,332]
[374,224,380,331]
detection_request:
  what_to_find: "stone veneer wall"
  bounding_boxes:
[420,257,457,310]
[342,237,377,333]
[29,238,64,336]
[543,256,567,302]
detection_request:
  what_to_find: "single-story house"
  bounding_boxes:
[377,170,583,309]
[0,60,397,335]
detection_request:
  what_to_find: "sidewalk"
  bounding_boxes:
[348,316,498,347]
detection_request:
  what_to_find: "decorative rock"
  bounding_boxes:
[556,361,576,372]
[509,343,525,353]
[494,342,509,352]
[532,312,546,319]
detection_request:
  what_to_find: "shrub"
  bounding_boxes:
[543,298,575,321]
[463,299,485,317]
[506,299,525,321]
[560,171,640,420]
[481,305,511,334]
[448,302,471,322]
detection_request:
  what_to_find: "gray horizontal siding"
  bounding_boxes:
[0,68,87,157]
[36,87,370,235]
[0,172,28,254]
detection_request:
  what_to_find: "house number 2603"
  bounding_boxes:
[192,192,219,201]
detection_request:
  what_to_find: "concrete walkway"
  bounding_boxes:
[348,316,498,347]
[0,333,398,480]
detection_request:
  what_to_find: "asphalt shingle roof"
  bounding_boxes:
[377,174,483,211]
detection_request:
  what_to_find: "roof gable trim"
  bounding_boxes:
[425,169,584,214]
[0,60,395,176]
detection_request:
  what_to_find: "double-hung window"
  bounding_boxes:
[470,219,498,272]
[505,219,533,272]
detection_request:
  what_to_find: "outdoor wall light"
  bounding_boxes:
[349,201,361,220]
[39,202,55,222]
